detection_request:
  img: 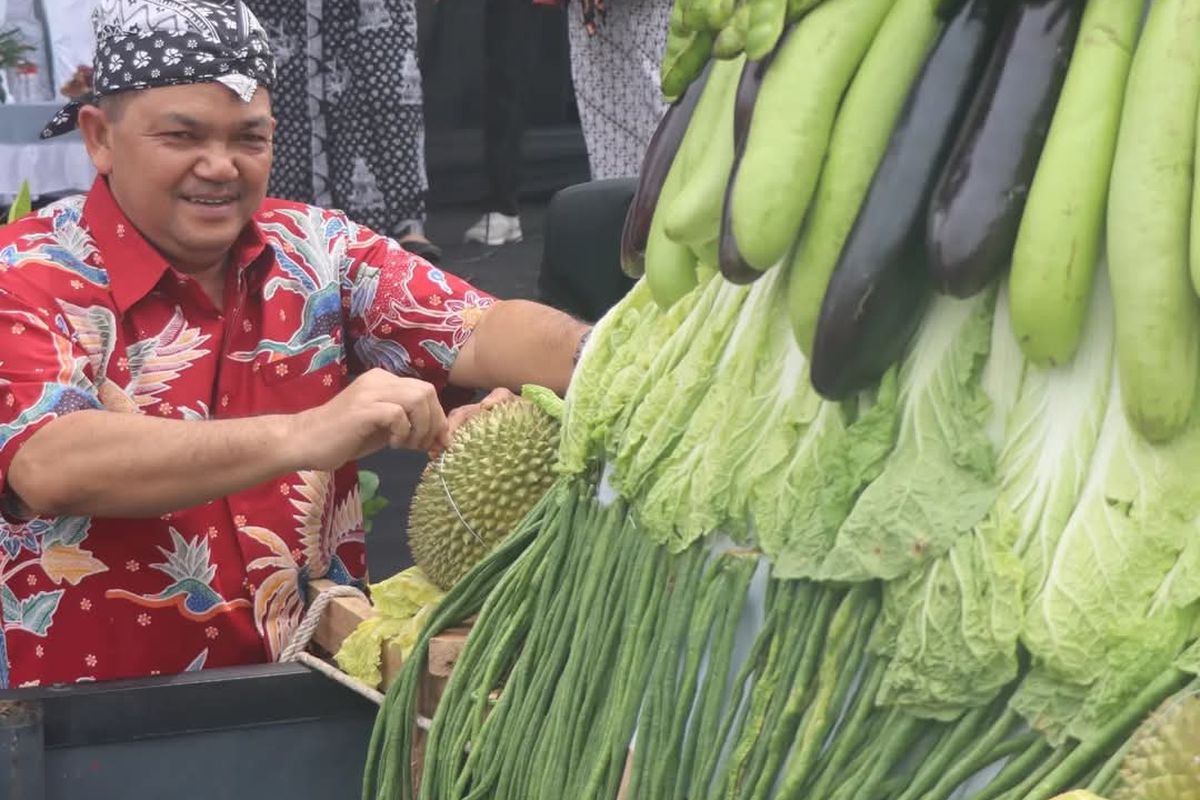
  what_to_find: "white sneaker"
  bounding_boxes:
[464,212,523,246]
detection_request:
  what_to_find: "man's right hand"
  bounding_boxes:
[290,369,450,471]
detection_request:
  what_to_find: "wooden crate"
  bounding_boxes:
[310,577,472,695]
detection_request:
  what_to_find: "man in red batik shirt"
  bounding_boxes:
[0,0,589,688]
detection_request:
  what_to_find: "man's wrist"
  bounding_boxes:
[270,413,307,473]
[572,326,593,367]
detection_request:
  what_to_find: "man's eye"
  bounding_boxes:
[164,131,196,141]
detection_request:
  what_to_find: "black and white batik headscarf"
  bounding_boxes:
[40,0,276,139]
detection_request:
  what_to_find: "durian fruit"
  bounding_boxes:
[407,387,562,591]
[1113,687,1200,800]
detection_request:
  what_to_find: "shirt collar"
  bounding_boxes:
[82,177,270,315]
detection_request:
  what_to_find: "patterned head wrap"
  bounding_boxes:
[40,0,276,139]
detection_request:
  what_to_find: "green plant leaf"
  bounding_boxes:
[7,181,32,225]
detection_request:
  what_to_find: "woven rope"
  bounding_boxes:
[280,584,366,662]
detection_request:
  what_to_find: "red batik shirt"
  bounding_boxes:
[0,178,494,687]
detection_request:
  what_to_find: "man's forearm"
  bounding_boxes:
[8,410,300,519]
[450,300,590,395]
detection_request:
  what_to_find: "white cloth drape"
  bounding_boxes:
[37,0,98,94]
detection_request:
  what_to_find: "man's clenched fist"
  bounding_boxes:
[289,369,450,471]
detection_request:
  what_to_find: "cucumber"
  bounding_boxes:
[1106,0,1200,443]
[664,56,746,248]
[1009,0,1140,367]
[729,0,896,272]
[648,53,740,308]
[645,182,701,309]
[785,0,943,355]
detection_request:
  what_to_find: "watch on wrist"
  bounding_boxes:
[573,327,593,366]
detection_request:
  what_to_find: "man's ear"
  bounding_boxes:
[77,104,115,176]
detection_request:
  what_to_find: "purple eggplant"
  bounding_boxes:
[926,0,1084,298]
[809,0,1006,400]
[620,66,710,279]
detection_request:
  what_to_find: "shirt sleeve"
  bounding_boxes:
[0,286,102,500]
[339,218,497,391]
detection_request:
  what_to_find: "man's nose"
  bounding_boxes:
[193,144,239,183]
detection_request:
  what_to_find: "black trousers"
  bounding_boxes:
[482,0,555,216]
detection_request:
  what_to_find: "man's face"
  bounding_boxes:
[80,82,275,272]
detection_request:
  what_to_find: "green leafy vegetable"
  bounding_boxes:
[1016,365,1200,742]
[818,289,1000,582]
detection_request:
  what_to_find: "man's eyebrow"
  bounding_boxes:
[161,112,201,127]
[239,116,271,130]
